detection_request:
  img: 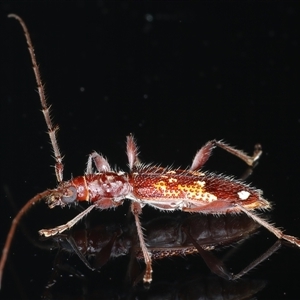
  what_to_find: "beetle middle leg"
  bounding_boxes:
[131,202,153,284]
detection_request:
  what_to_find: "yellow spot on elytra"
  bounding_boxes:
[177,184,217,202]
[194,180,205,187]
[153,181,167,191]
[152,179,216,201]
[153,180,180,197]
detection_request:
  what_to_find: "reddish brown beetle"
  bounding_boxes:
[1,14,300,288]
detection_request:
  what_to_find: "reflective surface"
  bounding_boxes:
[1,2,300,299]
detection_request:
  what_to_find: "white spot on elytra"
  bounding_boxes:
[168,177,177,183]
[166,170,176,174]
[237,190,250,200]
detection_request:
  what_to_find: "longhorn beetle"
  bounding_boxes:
[1,14,300,288]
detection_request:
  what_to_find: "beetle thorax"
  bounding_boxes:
[85,173,132,202]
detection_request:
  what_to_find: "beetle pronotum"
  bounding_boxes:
[1,14,300,288]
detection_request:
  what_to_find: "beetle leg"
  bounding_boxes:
[131,201,152,284]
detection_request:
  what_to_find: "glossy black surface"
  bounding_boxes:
[1,2,300,299]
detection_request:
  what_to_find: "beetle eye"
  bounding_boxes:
[61,186,77,204]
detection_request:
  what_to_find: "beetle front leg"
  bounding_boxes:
[39,205,96,237]
[39,197,124,237]
[86,151,111,174]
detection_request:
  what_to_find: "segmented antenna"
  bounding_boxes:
[8,14,64,182]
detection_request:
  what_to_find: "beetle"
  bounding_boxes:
[1,14,300,288]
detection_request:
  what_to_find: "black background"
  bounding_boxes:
[1,2,300,299]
